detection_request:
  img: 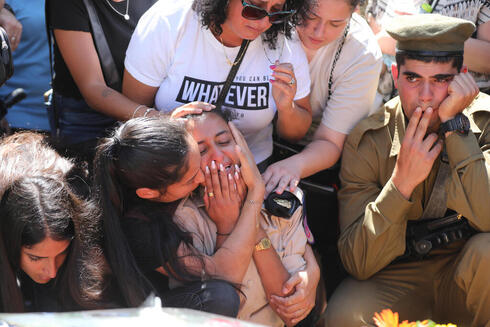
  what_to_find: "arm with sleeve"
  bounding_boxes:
[337,129,413,280]
[446,101,490,231]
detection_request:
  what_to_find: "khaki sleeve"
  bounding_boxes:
[338,134,413,280]
[281,206,307,274]
[261,207,307,275]
[446,122,490,231]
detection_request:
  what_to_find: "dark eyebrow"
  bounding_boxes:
[433,74,455,79]
[402,71,421,78]
[330,18,349,23]
[197,130,229,145]
[215,130,229,138]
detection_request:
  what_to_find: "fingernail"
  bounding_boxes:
[219,163,224,172]
[427,107,432,113]
[205,166,210,174]
[211,161,216,170]
[235,164,240,173]
[209,104,216,108]
[235,171,239,179]
[270,76,276,81]
[415,107,421,113]
[270,65,276,69]
[228,173,232,180]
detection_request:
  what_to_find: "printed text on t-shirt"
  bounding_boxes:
[176,76,269,110]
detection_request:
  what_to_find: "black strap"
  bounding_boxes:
[83,0,121,90]
[326,21,350,104]
[215,39,250,110]
[45,0,54,87]
[45,0,61,136]
[430,0,440,11]
[421,159,450,219]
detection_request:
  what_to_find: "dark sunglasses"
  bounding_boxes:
[241,0,296,24]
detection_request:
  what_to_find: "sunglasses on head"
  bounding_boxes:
[241,0,296,24]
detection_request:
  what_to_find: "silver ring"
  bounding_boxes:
[289,77,296,86]
[11,36,16,41]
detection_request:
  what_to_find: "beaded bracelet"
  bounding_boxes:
[144,108,157,117]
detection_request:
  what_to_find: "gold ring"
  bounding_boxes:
[208,192,214,197]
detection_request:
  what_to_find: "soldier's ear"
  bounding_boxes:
[391,63,399,89]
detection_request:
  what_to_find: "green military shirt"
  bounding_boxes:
[337,93,490,280]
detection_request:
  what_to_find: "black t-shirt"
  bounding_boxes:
[48,0,156,99]
[121,209,171,294]
[18,271,63,312]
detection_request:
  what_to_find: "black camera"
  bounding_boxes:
[264,188,303,219]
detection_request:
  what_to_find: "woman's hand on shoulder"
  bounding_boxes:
[228,122,264,199]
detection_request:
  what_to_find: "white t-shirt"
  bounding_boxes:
[306,13,383,136]
[125,0,310,164]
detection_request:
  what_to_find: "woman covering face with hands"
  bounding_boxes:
[182,110,321,327]
[93,116,264,315]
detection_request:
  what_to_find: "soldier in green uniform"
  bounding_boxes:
[325,14,490,326]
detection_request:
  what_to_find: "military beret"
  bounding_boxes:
[386,14,475,56]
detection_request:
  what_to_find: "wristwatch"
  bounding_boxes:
[440,113,470,135]
[255,237,272,252]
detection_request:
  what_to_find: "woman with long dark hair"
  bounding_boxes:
[0,133,105,312]
[123,0,313,172]
[93,116,264,315]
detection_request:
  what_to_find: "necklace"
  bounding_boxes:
[219,35,247,66]
[326,21,350,103]
[263,36,285,65]
[105,0,130,21]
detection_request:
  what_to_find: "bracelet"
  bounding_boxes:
[144,108,157,117]
[216,231,231,236]
[132,105,147,119]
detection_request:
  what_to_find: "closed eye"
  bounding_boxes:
[199,146,207,155]
[29,255,41,262]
